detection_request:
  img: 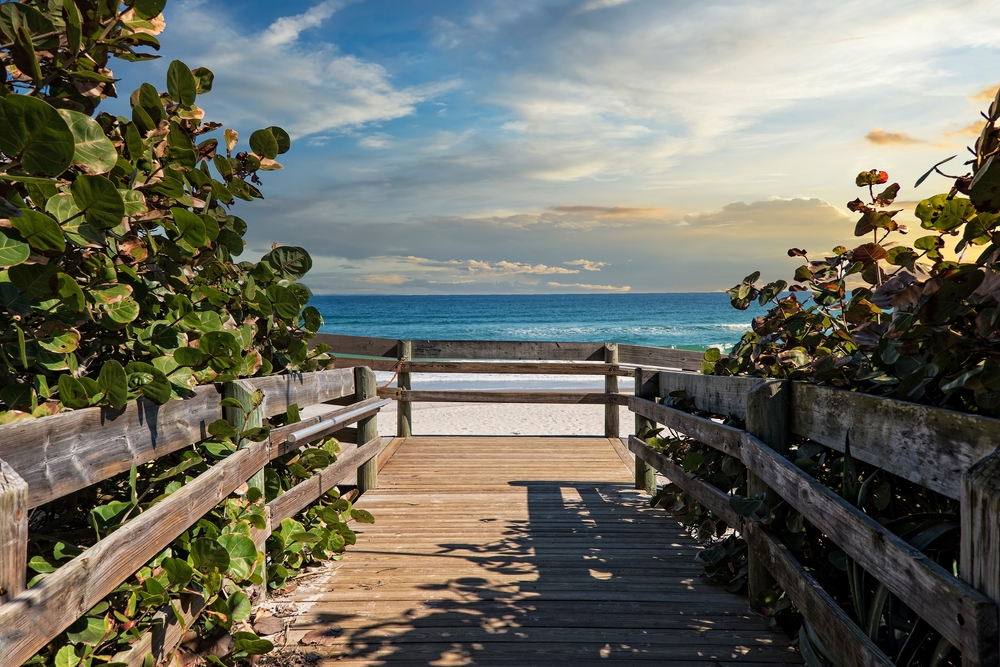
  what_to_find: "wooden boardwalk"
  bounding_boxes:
[275,436,799,666]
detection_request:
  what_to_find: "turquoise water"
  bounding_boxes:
[309,294,764,390]
[310,293,764,351]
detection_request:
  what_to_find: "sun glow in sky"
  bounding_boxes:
[113,0,1000,293]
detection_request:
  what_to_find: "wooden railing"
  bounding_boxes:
[627,369,1000,667]
[0,367,391,667]
[312,333,705,438]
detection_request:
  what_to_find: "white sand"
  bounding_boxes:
[375,401,631,438]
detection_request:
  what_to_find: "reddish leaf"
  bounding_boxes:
[852,243,889,265]
[787,248,807,257]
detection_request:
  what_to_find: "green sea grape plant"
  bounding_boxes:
[0,0,332,423]
[661,91,1000,665]
[0,2,369,665]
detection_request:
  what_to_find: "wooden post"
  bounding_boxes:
[397,340,412,438]
[355,366,378,493]
[744,378,790,610]
[961,447,1000,666]
[634,367,657,495]
[223,380,265,494]
[0,458,27,604]
[604,343,619,439]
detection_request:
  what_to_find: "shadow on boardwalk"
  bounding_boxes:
[278,471,799,665]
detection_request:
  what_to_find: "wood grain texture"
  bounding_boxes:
[618,345,706,371]
[0,387,222,509]
[628,396,743,458]
[743,522,894,667]
[0,460,27,603]
[791,383,1000,500]
[246,369,354,418]
[961,446,1000,667]
[0,440,269,667]
[355,367,378,494]
[741,432,996,661]
[397,341,412,439]
[404,361,634,376]
[744,379,789,610]
[609,437,634,473]
[379,390,628,405]
[269,435,795,665]
[411,340,606,361]
[605,344,619,439]
[310,334,399,358]
[628,436,738,526]
[658,372,755,419]
[268,398,386,460]
[633,369,657,495]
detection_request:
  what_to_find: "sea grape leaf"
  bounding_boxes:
[98,360,128,410]
[72,175,125,229]
[11,210,65,254]
[58,109,117,174]
[249,129,279,160]
[0,95,75,176]
[218,534,257,580]
[167,60,197,107]
[0,229,31,267]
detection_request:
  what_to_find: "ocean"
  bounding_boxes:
[309,293,765,390]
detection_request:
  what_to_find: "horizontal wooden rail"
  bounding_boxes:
[629,435,896,667]
[408,361,633,376]
[0,388,223,510]
[741,432,996,660]
[657,372,756,419]
[791,384,1000,500]
[246,368,355,419]
[377,388,629,405]
[628,397,742,458]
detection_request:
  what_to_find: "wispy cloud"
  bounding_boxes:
[972,84,999,102]
[547,281,631,292]
[564,259,607,271]
[356,273,411,284]
[947,121,985,137]
[577,0,638,13]
[866,128,923,145]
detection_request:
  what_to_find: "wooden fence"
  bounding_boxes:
[315,332,1000,667]
[0,366,392,667]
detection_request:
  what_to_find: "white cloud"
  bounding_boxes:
[358,133,393,149]
[564,259,607,271]
[164,0,457,139]
[356,273,411,285]
[547,281,631,292]
[577,0,637,13]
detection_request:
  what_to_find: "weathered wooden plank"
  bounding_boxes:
[961,446,1000,667]
[111,592,206,667]
[609,437,634,473]
[605,344,620,439]
[627,396,743,458]
[633,369,657,494]
[742,522,894,667]
[380,390,627,405]
[0,387,222,509]
[310,333,399,357]
[619,344,706,371]
[397,341,412,438]
[332,357,400,372]
[0,440,269,666]
[246,368,354,418]
[628,436,738,526]
[741,432,996,661]
[0,460,27,603]
[744,379,790,610]
[268,437,382,525]
[377,437,406,472]
[226,379,265,499]
[268,397,386,459]
[791,383,1000,500]
[355,367,379,493]
[411,340,606,361]
[658,372,755,419]
[404,361,633,376]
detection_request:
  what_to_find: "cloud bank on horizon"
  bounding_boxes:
[114,0,1000,293]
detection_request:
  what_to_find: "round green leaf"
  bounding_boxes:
[65,615,109,645]
[174,346,208,367]
[98,360,128,410]
[162,557,194,588]
[218,534,258,580]
[171,207,208,251]
[167,60,197,107]
[267,126,291,154]
[11,210,65,254]
[189,537,230,573]
[38,326,80,354]
[0,96,74,176]
[101,297,140,326]
[54,273,86,312]
[266,284,301,320]
[192,67,214,94]
[263,246,312,281]
[58,374,91,409]
[72,175,125,229]
[57,109,117,175]
[132,0,166,19]
[9,262,58,299]
[54,645,80,667]
[249,129,279,160]
[0,229,30,267]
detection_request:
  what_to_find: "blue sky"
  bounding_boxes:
[111,0,1000,293]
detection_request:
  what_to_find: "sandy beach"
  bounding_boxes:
[374,400,632,438]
